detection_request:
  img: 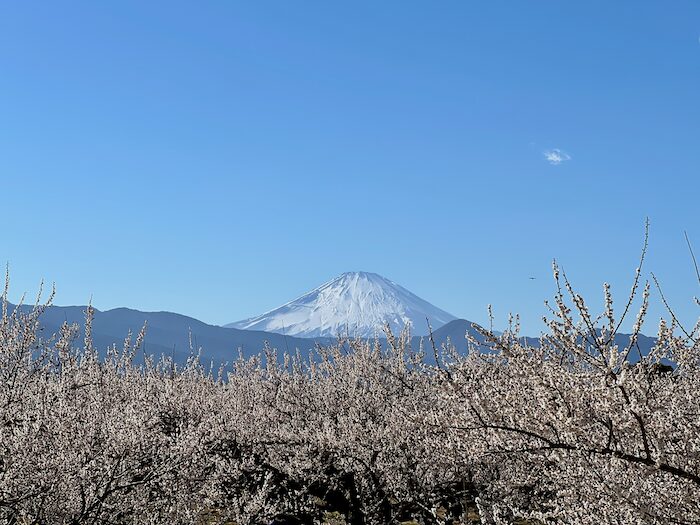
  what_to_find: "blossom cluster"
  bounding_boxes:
[0,266,698,524]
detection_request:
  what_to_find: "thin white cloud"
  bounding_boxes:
[543,148,571,165]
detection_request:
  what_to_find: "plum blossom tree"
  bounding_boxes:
[0,240,698,524]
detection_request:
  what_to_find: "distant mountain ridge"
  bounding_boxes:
[3,303,657,365]
[3,269,658,364]
[5,303,331,364]
[227,271,457,338]
[426,319,658,357]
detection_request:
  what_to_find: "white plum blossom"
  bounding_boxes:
[0,248,698,524]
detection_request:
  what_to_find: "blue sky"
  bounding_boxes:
[1,1,699,335]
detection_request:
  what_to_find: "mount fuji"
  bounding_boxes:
[226,271,457,338]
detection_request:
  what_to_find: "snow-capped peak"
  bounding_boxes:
[226,271,457,338]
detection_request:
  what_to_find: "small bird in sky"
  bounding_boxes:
[529,277,536,280]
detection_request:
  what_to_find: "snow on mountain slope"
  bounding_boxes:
[226,271,457,338]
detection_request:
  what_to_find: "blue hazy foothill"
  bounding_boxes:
[3,271,657,364]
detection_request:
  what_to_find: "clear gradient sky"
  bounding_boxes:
[1,1,699,336]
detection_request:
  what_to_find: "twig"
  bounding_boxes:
[684,230,700,287]
[651,272,696,343]
[611,218,649,340]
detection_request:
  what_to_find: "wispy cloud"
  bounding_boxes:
[543,148,571,165]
